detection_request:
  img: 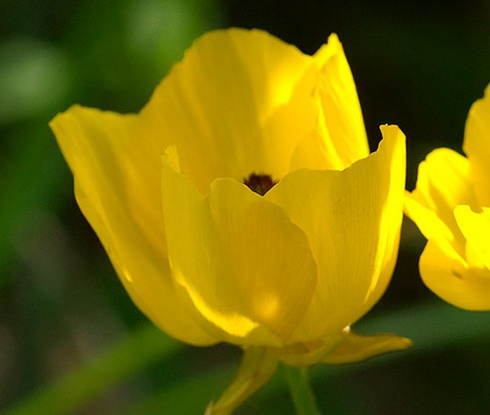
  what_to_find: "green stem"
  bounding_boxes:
[283,365,322,415]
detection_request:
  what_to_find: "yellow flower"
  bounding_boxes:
[406,85,490,310]
[51,28,409,414]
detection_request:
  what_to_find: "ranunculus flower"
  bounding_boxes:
[406,85,490,310]
[51,28,409,414]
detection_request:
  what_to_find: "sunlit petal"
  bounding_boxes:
[140,28,322,193]
[267,126,405,343]
[314,34,370,168]
[290,34,369,172]
[161,148,317,345]
[454,206,490,270]
[50,106,216,345]
[420,239,490,310]
[463,84,490,206]
[404,148,478,255]
[407,84,490,310]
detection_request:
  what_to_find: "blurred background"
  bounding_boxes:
[1,0,490,414]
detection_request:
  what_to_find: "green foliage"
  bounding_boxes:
[5,324,178,415]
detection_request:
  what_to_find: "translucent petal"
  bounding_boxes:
[161,149,317,346]
[463,84,490,206]
[267,125,406,343]
[320,328,412,364]
[50,106,217,345]
[272,327,410,366]
[141,28,320,193]
[205,347,278,415]
[420,238,490,310]
[313,34,370,168]
[290,34,369,172]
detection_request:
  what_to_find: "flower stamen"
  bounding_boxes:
[243,173,277,196]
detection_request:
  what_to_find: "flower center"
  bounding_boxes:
[243,173,277,196]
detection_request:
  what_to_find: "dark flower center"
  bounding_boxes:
[243,173,277,196]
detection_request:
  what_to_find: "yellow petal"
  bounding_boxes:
[463,84,490,206]
[404,148,479,255]
[50,106,217,346]
[320,328,412,364]
[419,238,490,310]
[273,327,410,366]
[454,206,490,270]
[205,347,278,415]
[161,149,317,346]
[266,125,406,343]
[140,28,320,194]
[314,33,370,168]
[289,34,369,172]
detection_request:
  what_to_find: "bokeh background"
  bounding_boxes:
[1,0,490,414]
